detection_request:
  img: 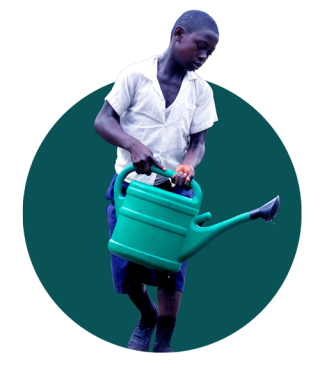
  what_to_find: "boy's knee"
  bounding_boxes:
[126,281,146,296]
[158,285,181,293]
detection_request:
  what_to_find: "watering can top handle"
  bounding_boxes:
[115,164,202,204]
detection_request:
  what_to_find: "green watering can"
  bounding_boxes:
[108,165,280,273]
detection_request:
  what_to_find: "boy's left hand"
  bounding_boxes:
[171,165,195,190]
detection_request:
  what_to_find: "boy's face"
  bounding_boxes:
[173,27,219,71]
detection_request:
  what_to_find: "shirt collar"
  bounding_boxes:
[142,55,199,81]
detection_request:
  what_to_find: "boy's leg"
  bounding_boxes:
[106,174,158,352]
[128,282,158,324]
[151,185,193,352]
[127,282,158,352]
[157,288,182,318]
[153,288,182,353]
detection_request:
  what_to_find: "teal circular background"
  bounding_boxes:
[23,82,301,352]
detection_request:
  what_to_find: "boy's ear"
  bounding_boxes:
[173,26,184,42]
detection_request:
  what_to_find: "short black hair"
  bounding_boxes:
[170,10,219,41]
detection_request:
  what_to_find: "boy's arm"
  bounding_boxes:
[171,129,208,189]
[94,100,165,175]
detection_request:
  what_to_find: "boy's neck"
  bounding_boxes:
[157,50,186,82]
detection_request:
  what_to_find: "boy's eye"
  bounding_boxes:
[196,43,214,57]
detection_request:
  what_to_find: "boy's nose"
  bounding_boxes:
[198,53,207,62]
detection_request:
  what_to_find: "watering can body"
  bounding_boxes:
[108,165,280,273]
[108,165,203,272]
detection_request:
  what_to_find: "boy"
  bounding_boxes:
[94,10,219,352]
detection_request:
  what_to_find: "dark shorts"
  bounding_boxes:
[106,172,194,294]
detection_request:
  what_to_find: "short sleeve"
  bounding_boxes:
[105,67,141,116]
[189,82,218,134]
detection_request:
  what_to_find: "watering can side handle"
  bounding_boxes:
[114,164,135,218]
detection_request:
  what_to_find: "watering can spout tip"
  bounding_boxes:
[249,196,280,222]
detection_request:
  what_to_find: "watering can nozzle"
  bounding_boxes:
[249,196,280,222]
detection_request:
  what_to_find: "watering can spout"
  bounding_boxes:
[179,196,280,262]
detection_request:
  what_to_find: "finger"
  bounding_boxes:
[179,173,187,187]
[151,156,166,171]
[186,176,194,185]
[145,162,152,176]
[133,163,140,174]
[145,164,152,176]
[137,164,144,175]
[186,175,193,189]
[174,171,183,185]
[184,179,189,189]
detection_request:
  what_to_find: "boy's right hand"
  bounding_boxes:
[130,142,166,176]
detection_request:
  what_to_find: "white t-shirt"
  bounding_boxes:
[154,102,175,185]
[105,55,218,185]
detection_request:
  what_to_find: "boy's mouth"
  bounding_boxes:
[193,62,202,69]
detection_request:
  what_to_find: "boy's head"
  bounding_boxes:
[170,10,219,41]
[170,10,219,72]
